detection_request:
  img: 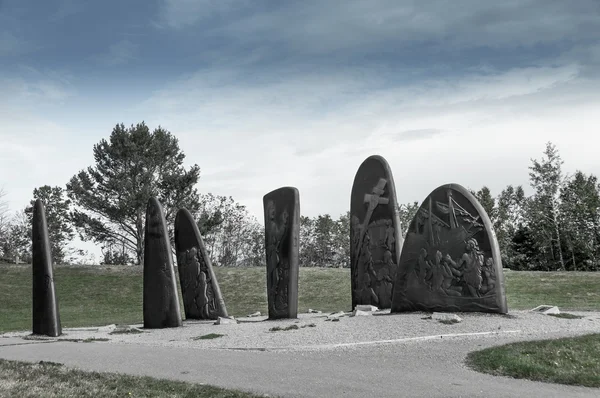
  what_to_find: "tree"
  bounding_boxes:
[526,142,566,270]
[24,185,75,264]
[559,171,600,270]
[66,122,201,265]
[299,215,317,267]
[0,210,30,262]
[471,186,496,223]
[494,185,526,268]
[197,194,263,267]
[398,201,419,237]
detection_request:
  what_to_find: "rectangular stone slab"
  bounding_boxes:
[263,186,300,319]
[32,199,62,337]
[175,207,228,320]
[143,197,183,328]
[391,183,508,314]
[350,155,403,310]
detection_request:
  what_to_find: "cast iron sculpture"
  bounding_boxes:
[32,199,62,337]
[143,197,182,328]
[174,208,228,320]
[263,187,300,319]
[350,155,403,310]
[391,183,508,314]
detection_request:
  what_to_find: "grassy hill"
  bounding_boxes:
[1,264,599,333]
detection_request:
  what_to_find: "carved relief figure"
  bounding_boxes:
[179,247,218,319]
[458,238,484,297]
[385,220,395,252]
[480,257,496,295]
[265,199,289,314]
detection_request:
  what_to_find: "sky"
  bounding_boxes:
[1,0,600,262]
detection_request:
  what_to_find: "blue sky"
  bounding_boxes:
[2,0,600,262]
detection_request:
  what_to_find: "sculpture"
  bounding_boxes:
[391,183,508,314]
[32,199,62,337]
[143,197,182,328]
[175,208,228,320]
[263,187,300,319]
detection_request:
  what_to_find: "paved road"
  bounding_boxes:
[1,331,598,397]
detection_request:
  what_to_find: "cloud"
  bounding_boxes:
[158,0,252,29]
[393,129,443,142]
[0,31,37,56]
[94,39,138,66]
[157,0,600,58]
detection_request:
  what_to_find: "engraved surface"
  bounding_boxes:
[175,208,228,320]
[31,199,62,337]
[143,197,183,328]
[350,155,403,309]
[391,184,508,313]
[263,187,300,319]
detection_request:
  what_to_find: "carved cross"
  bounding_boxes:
[354,178,389,263]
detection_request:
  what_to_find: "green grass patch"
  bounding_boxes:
[0,358,265,397]
[503,271,600,311]
[466,333,600,387]
[193,333,225,340]
[547,313,585,319]
[438,319,460,325]
[1,264,600,333]
[269,323,315,332]
[269,324,299,332]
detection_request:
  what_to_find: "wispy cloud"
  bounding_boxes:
[393,129,443,142]
[0,31,37,56]
[93,39,138,66]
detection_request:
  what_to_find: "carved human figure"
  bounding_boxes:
[274,259,290,311]
[265,200,289,297]
[459,238,484,297]
[480,257,496,295]
[178,247,215,318]
[417,248,431,285]
[355,233,378,304]
[384,220,395,252]
[440,254,463,296]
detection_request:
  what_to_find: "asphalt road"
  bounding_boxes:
[1,331,598,398]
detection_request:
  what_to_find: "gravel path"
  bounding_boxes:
[3,309,600,351]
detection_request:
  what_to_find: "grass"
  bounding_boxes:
[503,270,600,310]
[1,264,599,333]
[269,323,316,332]
[466,333,600,387]
[547,313,585,319]
[193,333,225,340]
[0,358,265,397]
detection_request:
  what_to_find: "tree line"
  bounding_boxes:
[0,124,598,272]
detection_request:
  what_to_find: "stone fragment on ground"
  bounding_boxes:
[355,305,378,312]
[247,311,261,317]
[97,324,117,333]
[530,305,560,315]
[431,313,462,323]
[308,309,322,314]
[215,316,238,325]
[325,311,346,321]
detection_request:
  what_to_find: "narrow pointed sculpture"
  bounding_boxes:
[263,187,300,319]
[32,199,62,337]
[143,197,182,328]
[350,155,403,310]
[174,208,228,320]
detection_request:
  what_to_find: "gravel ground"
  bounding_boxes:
[4,309,600,352]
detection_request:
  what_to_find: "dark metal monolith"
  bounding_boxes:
[350,155,403,310]
[263,186,300,319]
[32,199,62,337]
[143,197,182,328]
[174,208,228,320]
